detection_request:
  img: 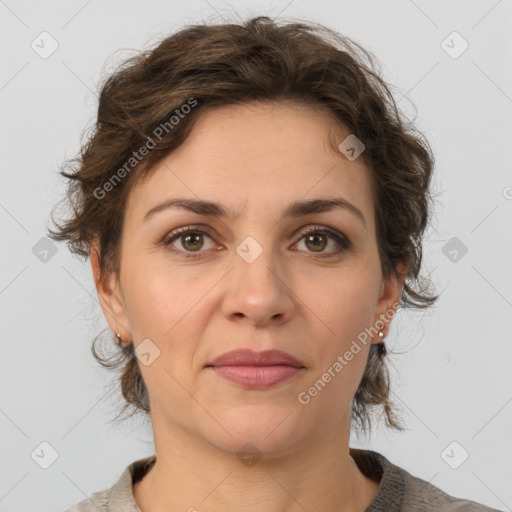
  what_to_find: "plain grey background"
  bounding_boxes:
[1,0,511,510]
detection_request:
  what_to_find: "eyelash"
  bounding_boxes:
[162,225,352,259]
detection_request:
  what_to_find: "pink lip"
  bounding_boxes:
[206,348,304,368]
[205,349,305,389]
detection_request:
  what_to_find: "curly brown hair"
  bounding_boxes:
[47,15,438,438]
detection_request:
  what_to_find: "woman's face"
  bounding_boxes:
[96,101,402,457]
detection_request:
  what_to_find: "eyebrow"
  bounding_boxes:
[143,197,366,229]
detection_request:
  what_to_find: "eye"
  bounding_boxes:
[162,225,216,258]
[162,224,351,258]
[293,225,351,257]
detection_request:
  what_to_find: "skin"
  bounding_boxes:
[91,100,406,512]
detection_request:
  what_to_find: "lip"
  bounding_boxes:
[205,349,305,390]
[205,349,304,368]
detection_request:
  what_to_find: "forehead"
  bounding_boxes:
[125,101,375,227]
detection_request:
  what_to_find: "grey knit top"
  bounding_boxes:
[64,448,502,511]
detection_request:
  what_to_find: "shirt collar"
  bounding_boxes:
[106,449,404,511]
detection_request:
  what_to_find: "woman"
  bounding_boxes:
[49,15,500,512]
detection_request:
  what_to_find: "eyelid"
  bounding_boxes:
[162,224,351,257]
[294,225,352,252]
[161,224,217,247]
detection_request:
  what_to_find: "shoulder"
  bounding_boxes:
[350,448,502,512]
[64,455,156,512]
[397,464,502,511]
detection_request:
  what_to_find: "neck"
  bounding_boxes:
[134,412,379,512]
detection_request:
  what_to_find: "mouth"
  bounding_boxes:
[205,348,304,368]
[204,349,305,389]
[206,364,305,389]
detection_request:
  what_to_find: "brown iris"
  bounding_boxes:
[305,233,327,252]
[182,233,204,251]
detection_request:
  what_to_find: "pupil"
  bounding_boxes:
[184,234,203,250]
[308,234,326,251]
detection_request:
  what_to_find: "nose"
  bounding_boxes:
[221,243,295,327]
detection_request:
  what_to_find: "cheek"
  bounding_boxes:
[121,257,205,336]
[311,274,378,342]
[123,269,212,370]
[300,280,377,399]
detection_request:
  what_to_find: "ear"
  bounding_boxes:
[90,239,132,342]
[371,259,407,342]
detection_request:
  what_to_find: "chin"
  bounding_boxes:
[200,404,310,459]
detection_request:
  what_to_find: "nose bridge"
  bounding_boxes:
[236,235,279,288]
[222,232,293,324]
